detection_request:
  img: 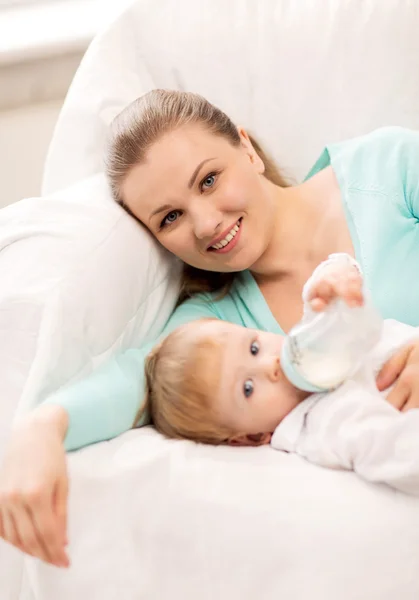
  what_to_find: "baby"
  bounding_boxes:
[140,256,419,496]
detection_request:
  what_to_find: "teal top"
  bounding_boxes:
[44,126,419,451]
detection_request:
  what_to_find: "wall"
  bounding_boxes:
[0,0,137,210]
[0,100,62,208]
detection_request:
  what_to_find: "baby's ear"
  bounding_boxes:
[228,432,272,447]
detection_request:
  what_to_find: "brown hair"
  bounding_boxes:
[135,320,236,444]
[105,89,289,301]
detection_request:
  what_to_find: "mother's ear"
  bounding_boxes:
[236,126,265,174]
[228,432,272,447]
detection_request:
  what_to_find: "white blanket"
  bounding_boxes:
[23,425,419,600]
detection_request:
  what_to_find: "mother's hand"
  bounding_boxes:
[376,340,419,411]
[0,405,70,567]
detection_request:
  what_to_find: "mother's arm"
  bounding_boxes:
[376,127,419,407]
[397,127,419,218]
[0,294,220,565]
[50,294,221,451]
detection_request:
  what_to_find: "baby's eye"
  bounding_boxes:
[161,210,180,228]
[250,340,260,356]
[243,379,254,398]
[200,172,217,191]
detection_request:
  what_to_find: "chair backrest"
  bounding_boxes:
[43,0,419,194]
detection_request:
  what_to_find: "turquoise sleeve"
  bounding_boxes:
[397,127,419,217]
[43,295,219,451]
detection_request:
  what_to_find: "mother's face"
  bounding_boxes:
[121,124,278,273]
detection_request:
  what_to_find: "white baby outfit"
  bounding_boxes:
[272,318,419,496]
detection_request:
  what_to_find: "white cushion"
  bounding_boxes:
[3,1,419,599]
[0,174,180,436]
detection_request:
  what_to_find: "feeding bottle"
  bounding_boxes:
[280,254,383,393]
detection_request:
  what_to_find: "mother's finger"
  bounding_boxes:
[401,389,419,412]
[15,504,53,564]
[2,508,23,549]
[30,498,69,567]
[385,378,410,411]
[53,477,68,547]
[376,345,412,391]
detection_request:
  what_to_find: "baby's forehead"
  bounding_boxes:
[184,318,241,340]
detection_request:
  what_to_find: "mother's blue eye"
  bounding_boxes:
[201,173,217,191]
[161,210,180,228]
[243,379,254,398]
[250,341,260,356]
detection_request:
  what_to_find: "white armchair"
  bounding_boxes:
[2,1,419,599]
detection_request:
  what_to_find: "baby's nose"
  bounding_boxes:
[267,357,281,382]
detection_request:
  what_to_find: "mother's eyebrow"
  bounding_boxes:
[150,203,173,220]
[188,157,216,189]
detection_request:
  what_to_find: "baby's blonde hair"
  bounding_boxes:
[136,320,237,445]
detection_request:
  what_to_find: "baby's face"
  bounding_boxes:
[187,320,310,442]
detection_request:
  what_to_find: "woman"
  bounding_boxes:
[1,89,419,568]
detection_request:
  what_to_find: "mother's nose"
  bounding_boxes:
[190,203,223,240]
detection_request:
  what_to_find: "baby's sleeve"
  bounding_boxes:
[43,295,220,451]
